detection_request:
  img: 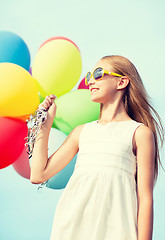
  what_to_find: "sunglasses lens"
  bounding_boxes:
[86,72,91,84]
[93,67,104,80]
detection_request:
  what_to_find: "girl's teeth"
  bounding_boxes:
[93,89,97,92]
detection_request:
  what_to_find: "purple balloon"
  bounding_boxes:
[29,66,32,75]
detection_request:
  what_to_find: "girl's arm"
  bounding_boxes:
[135,125,155,240]
[30,95,83,184]
[30,123,83,184]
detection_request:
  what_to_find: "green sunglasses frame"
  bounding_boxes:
[85,67,124,86]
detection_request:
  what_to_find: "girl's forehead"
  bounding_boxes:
[93,60,113,72]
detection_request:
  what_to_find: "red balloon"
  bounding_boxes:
[39,36,80,52]
[0,117,28,169]
[12,145,31,179]
[78,77,89,90]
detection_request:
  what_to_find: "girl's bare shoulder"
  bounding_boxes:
[71,123,87,146]
[134,124,155,148]
[75,123,86,136]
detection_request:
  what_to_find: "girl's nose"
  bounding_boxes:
[88,76,96,86]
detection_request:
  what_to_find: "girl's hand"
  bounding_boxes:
[38,94,57,128]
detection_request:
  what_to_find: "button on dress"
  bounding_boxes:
[50,120,144,240]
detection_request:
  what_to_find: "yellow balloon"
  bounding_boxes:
[0,63,40,117]
[32,39,82,98]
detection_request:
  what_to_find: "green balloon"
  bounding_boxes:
[53,89,100,135]
[39,92,44,103]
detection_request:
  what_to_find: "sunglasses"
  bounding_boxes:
[85,67,124,86]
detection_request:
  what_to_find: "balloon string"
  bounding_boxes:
[24,107,49,191]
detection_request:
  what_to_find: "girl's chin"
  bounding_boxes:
[90,97,102,103]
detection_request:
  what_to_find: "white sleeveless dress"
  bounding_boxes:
[50,120,144,240]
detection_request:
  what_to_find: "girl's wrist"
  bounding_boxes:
[35,122,52,138]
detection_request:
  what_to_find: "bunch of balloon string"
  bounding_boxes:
[25,107,49,191]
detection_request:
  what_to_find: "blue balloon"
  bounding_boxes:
[0,31,30,71]
[46,154,77,189]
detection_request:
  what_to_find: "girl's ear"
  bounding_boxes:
[117,76,129,90]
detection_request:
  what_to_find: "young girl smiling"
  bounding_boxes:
[30,55,164,240]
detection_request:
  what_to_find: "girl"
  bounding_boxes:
[30,55,164,240]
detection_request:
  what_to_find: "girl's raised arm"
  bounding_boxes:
[30,94,84,184]
[30,123,84,184]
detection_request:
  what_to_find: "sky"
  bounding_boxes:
[0,0,165,239]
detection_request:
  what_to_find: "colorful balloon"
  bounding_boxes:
[12,146,31,179]
[13,114,30,122]
[39,92,45,103]
[78,76,89,90]
[39,36,80,52]
[0,63,40,117]
[53,89,100,135]
[32,38,82,98]
[46,155,77,190]
[29,66,32,75]
[0,31,30,71]
[0,117,28,169]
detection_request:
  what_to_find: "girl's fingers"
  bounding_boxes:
[38,95,56,109]
[45,96,52,102]
[44,97,51,106]
[44,102,49,108]
[50,94,56,98]
[39,101,49,109]
[46,95,55,104]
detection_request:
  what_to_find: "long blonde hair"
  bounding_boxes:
[99,55,165,187]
